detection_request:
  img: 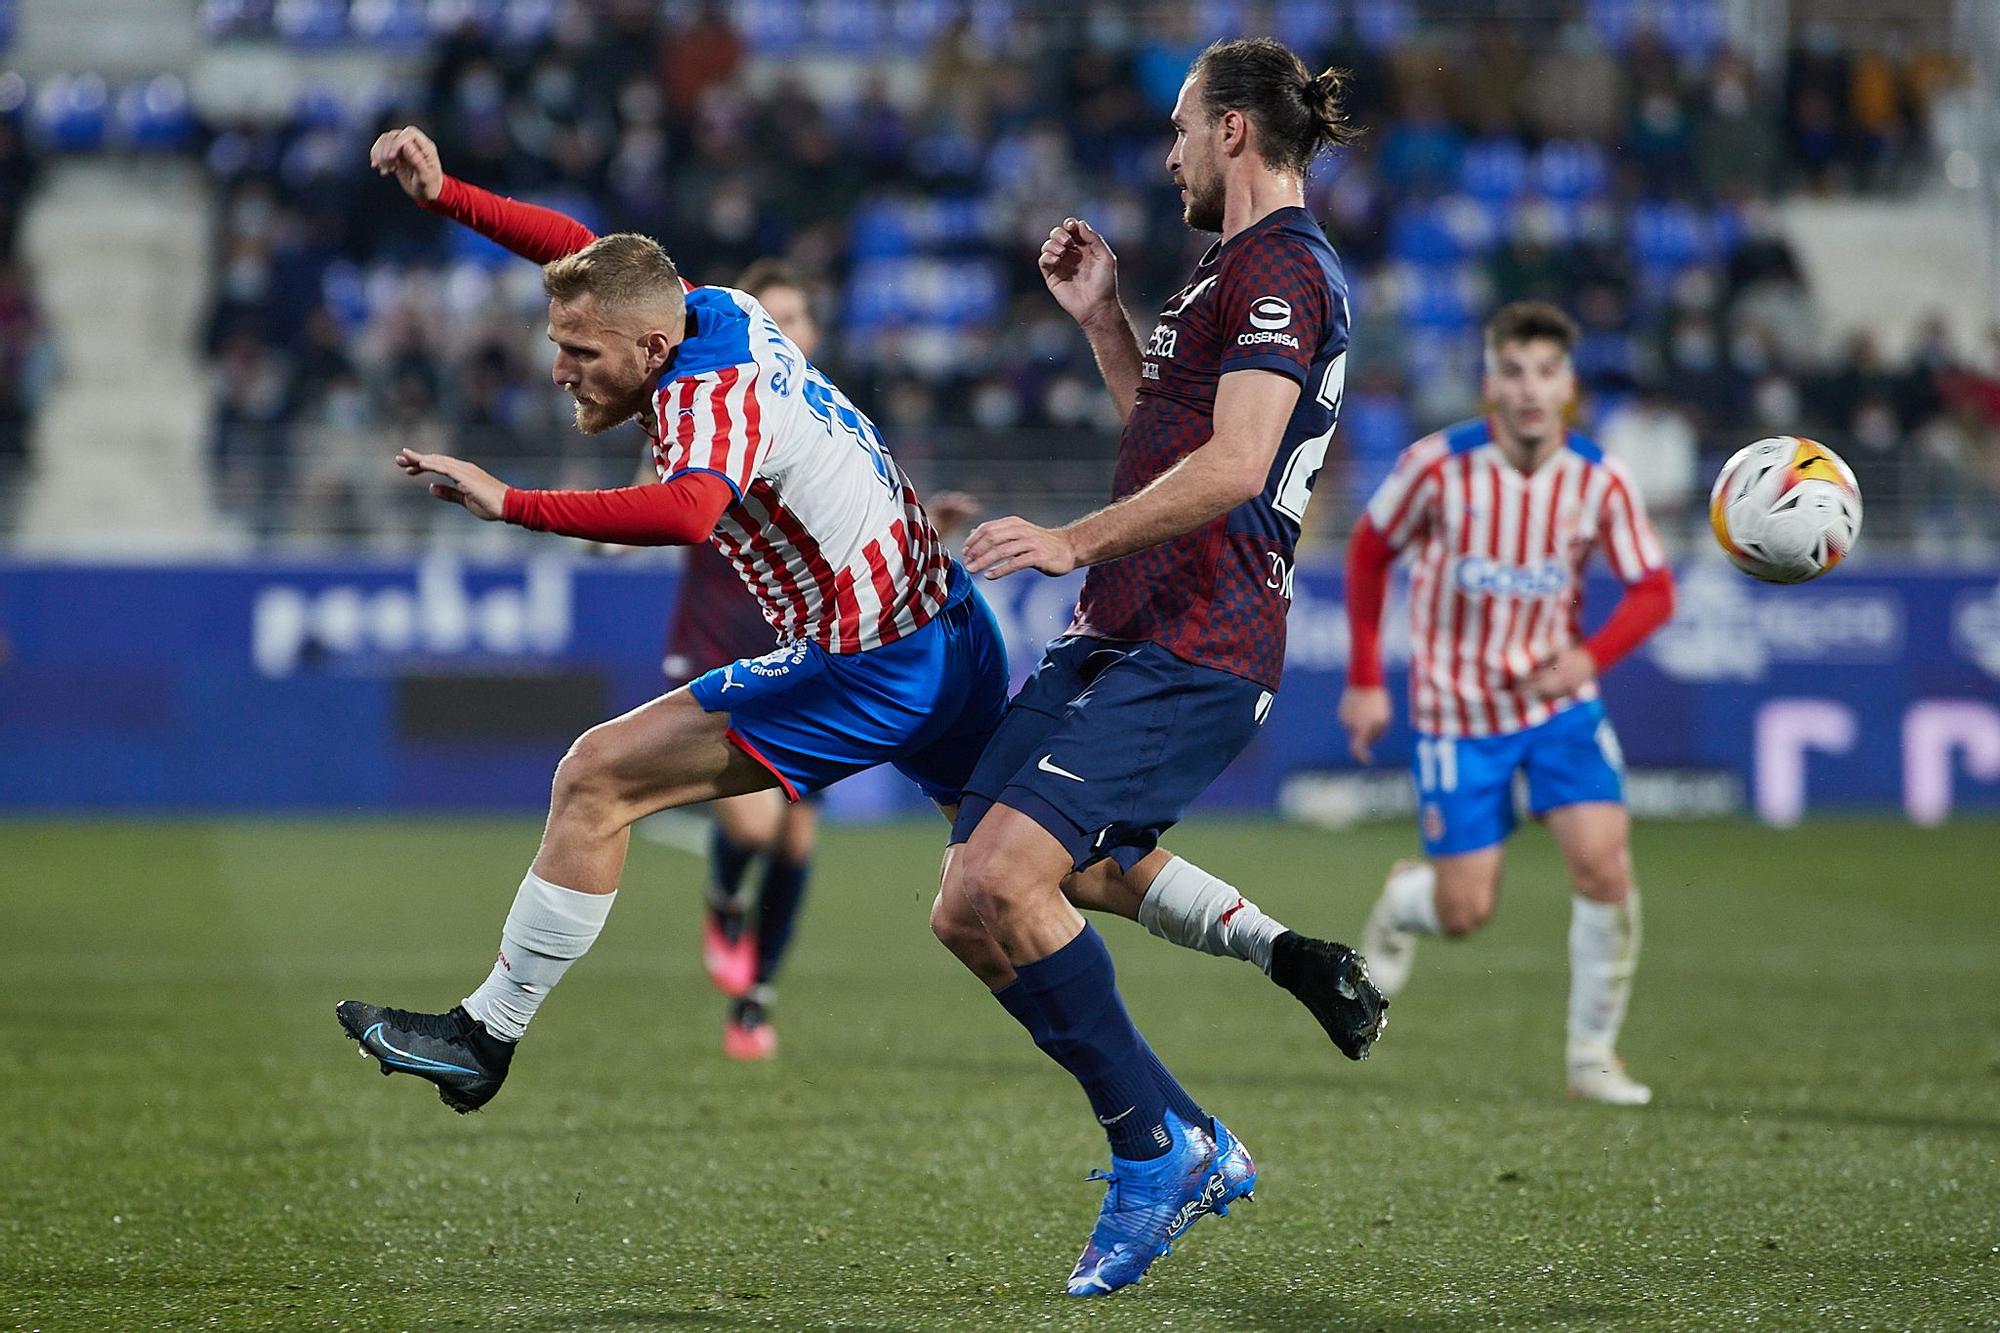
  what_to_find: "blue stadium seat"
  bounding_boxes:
[496,0,556,45]
[275,0,350,46]
[319,259,371,333]
[1459,137,1528,205]
[116,74,195,152]
[1273,0,1342,51]
[1398,262,1479,332]
[1352,0,1414,50]
[1629,198,1710,271]
[1387,204,1464,264]
[1534,140,1609,203]
[347,0,430,47]
[0,70,25,126]
[1587,0,1723,61]
[848,199,918,260]
[32,73,110,152]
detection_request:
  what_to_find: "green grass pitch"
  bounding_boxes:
[3,816,1996,1330]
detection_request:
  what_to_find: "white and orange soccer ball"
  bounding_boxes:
[1709,436,1863,583]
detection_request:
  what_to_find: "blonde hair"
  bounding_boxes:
[542,232,685,328]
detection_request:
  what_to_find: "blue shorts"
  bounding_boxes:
[1413,699,1625,857]
[950,636,1272,872]
[688,569,1008,806]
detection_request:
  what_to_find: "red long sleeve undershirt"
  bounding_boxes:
[429,178,730,546]
[1343,516,1677,686]
[424,174,598,262]
[501,471,735,547]
[1582,565,1675,671]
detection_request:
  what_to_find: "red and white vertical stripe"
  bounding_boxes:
[649,309,951,654]
[1368,432,1667,739]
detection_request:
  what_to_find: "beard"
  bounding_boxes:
[570,383,649,436]
[1182,173,1226,232]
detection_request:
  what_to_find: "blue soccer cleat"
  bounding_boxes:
[1208,1117,1258,1215]
[1066,1108,1240,1297]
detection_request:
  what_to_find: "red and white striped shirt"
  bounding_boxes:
[650,285,952,654]
[1365,419,1667,737]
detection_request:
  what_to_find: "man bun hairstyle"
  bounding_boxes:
[1484,300,1580,355]
[542,232,685,328]
[1192,37,1358,176]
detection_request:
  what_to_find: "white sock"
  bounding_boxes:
[461,871,617,1042]
[1383,862,1442,934]
[1567,890,1640,1065]
[1137,856,1288,975]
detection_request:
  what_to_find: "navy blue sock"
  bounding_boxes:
[753,855,810,984]
[995,979,1209,1140]
[707,824,757,914]
[1012,925,1173,1161]
[1138,1040,1211,1138]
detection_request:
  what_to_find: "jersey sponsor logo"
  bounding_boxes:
[745,641,811,678]
[1235,329,1301,349]
[1453,555,1570,598]
[1145,324,1178,359]
[1248,296,1292,330]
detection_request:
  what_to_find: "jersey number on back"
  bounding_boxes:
[1272,352,1347,524]
[802,366,899,496]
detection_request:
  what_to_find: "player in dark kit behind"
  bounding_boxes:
[658,260,831,1060]
[663,258,980,1058]
[939,39,1383,1296]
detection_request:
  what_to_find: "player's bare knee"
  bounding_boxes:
[549,727,637,829]
[956,843,1031,933]
[928,888,980,953]
[1570,854,1631,903]
[1435,896,1491,936]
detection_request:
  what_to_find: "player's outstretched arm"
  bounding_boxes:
[397,448,733,545]
[962,368,1298,579]
[1040,218,1142,420]
[396,448,507,520]
[371,125,598,264]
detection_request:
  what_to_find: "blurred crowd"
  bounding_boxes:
[8,0,2000,551]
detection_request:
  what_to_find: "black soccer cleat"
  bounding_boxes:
[336,1001,515,1113]
[1269,932,1389,1061]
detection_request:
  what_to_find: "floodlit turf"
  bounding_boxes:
[2,816,1996,1330]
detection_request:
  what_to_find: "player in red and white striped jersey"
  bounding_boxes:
[1340,302,1676,1106]
[337,129,1016,1113]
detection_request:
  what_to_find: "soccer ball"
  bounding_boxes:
[1708,436,1863,583]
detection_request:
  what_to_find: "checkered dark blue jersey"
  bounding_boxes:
[1070,205,1351,690]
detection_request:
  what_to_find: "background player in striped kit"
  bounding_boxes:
[1340,301,1676,1106]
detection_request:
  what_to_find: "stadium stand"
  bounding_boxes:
[0,0,1995,552]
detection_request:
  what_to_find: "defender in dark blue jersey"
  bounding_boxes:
[941,39,1386,1297]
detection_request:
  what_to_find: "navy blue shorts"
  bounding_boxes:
[949,636,1273,871]
[687,572,1009,807]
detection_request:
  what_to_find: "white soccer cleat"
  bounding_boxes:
[1359,860,1425,998]
[1566,1055,1653,1106]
